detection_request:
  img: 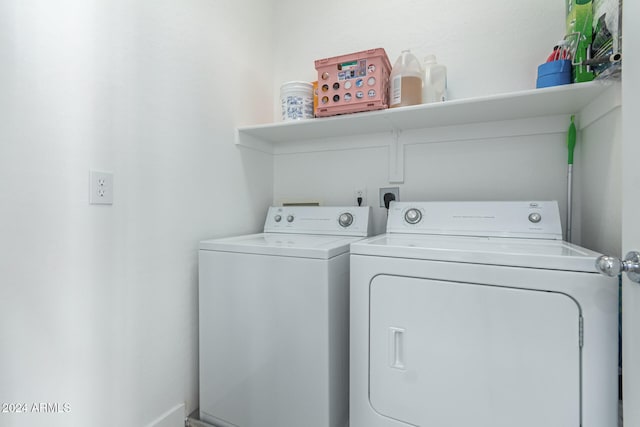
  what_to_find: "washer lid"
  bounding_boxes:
[350,234,603,272]
[200,233,363,259]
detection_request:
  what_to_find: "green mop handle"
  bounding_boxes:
[567,115,576,242]
[568,115,576,165]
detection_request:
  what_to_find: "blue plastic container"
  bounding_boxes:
[536,60,572,88]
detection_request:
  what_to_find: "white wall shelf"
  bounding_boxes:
[236,81,621,182]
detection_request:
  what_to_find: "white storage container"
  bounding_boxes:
[280,81,314,121]
[422,55,447,103]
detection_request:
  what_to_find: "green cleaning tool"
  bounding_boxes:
[567,115,577,242]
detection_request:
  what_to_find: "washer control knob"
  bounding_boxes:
[287,215,295,223]
[528,213,542,223]
[274,215,282,223]
[338,212,354,228]
[405,208,422,224]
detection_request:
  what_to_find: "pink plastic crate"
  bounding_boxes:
[314,48,391,117]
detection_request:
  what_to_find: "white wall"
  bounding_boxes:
[274,128,574,236]
[0,1,273,426]
[271,0,622,251]
[577,107,622,257]
[272,0,576,235]
[272,0,565,117]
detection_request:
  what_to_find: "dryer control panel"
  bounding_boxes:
[264,206,372,237]
[386,201,563,240]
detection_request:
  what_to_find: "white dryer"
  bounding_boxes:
[199,206,372,427]
[350,201,618,427]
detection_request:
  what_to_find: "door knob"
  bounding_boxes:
[595,251,640,283]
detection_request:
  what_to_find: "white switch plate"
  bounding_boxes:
[89,170,114,205]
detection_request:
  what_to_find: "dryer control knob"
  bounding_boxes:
[274,215,282,222]
[338,212,354,228]
[287,215,295,223]
[528,213,542,223]
[405,208,422,224]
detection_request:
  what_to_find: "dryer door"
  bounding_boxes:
[369,275,581,427]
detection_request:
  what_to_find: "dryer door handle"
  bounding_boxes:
[596,251,640,283]
[388,327,406,370]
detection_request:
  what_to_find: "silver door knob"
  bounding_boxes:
[595,251,640,283]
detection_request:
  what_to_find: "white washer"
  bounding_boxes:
[350,201,618,427]
[199,206,372,427]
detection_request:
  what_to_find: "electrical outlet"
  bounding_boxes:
[354,188,367,206]
[89,170,114,205]
[379,187,400,208]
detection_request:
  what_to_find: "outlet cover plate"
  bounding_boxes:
[89,170,114,205]
[379,187,400,207]
[354,188,367,206]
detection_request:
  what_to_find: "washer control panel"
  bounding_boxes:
[386,201,563,240]
[264,206,372,236]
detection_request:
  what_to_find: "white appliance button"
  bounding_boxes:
[274,215,282,222]
[287,215,295,223]
[404,208,422,224]
[338,212,354,228]
[528,213,542,223]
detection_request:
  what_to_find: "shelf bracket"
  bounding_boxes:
[235,129,275,154]
[388,129,404,183]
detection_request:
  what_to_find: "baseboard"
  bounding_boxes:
[185,409,217,427]
[146,403,186,427]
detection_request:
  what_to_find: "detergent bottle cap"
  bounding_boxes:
[424,54,437,64]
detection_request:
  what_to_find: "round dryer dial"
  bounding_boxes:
[274,215,282,222]
[404,208,423,224]
[338,212,354,228]
[287,215,295,223]
[528,213,542,223]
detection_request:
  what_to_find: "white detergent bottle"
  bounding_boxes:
[389,50,423,108]
[422,55,447,104]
